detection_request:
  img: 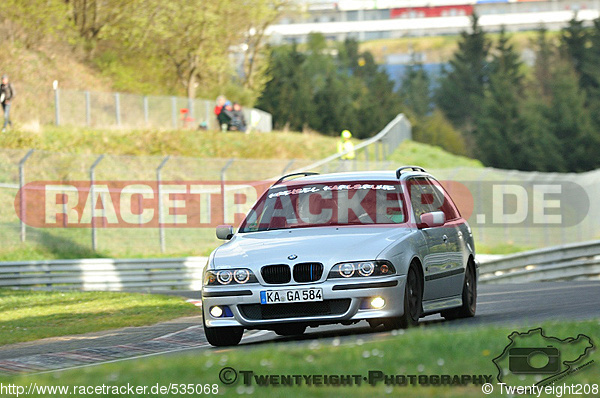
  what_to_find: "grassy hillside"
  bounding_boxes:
[0,125,485,166]
[388,140,483,169]
[0,41,111,128]
[0,126,343,159]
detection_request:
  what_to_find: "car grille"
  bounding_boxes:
[239,299,351,320]
[261,264,291,284]
[293,262,323,282]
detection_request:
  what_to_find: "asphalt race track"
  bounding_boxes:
[1,282,598,375]
[218,281,600,346]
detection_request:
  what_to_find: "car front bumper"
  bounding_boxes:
[202,275,407,329]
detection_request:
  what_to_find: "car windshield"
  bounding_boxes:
[239,180,407,232]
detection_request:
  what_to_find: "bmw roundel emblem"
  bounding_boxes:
[288,254,298,260]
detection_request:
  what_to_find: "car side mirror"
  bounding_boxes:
[418,211,445,229]
[216,225,234,240]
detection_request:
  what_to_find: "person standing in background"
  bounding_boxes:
[0,75,14,132]
[219,101,234,131]
[337,130,355,160]
[337,129,355,171]
[230,102,247,133]
[214,95,227,130]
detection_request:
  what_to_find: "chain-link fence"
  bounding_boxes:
[52,88,272,132]
[2,154,598,256]
[1,112,598,257]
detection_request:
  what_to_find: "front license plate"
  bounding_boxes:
[260,288,323,304]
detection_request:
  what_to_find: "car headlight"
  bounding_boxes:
[328,261,396,279]
[204,268,258,286]
[340,263,355,278]
[358,262,374,276]
[234,269,250,283]
[217,270,233,284]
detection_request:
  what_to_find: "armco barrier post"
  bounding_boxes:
[54,88,60,126]
[115,93,121,127]
[90,155,105,251]
[157,156,170,253]
[188,98,194,123]
[171,97,177,129]
[205,101,211,129]
[475,168,492,246]
[143,96,149,125]
[524,171,539,246]
[85,91,91,126]
[19,149,35,242]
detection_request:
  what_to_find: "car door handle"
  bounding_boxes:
[442,234,448,243]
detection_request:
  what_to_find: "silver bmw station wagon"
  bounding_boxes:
[202,166,478,346]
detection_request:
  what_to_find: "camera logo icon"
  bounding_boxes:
[508,346,560,374]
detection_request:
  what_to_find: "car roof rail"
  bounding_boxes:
[274,172,320,185]
[395,166,426,179]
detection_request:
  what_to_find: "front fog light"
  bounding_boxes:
[210,306,223,317]
[371,297,385,309]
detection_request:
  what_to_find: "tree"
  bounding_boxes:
[141,1,242,99]
[531,25,554,99]
[561,16,598,96]
[0,0,70,49]
[412,110,468,156]
[257,44,315,130]
[352,48,401,138]
[258,34,401,137]
[436,13,491,134]
[400,62,431,118]
[236,0,293,104]
[474,29,524,168]
[108,0,284,100]
[547,59,599,171]
[313,72,358,135]
[584,18,600,130]
[66,0,137,55]
[515,96,566,172]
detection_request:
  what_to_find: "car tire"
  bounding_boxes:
[383,265,422,329]
[274,324,307,336]
[202,313,244,347]
[442,262,477,320]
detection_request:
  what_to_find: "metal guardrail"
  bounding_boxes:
[289,113,411,174]
[0,257,208,291]
[3,240,599,291]
[479,240,600,283]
